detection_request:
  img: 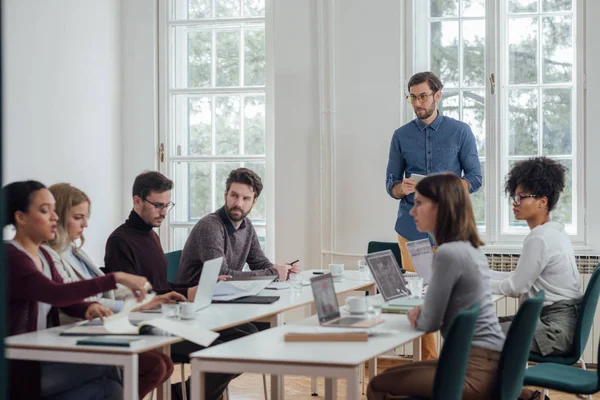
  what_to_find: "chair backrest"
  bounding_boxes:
[367,241,402,270]
[165,250,183,282]
[496,291,545,400]
[432,305,480,400]
[572,264,600,358]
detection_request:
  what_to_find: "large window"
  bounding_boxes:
[412,0,583,245]
[160,0,268,251]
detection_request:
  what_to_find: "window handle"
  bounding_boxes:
[159,143,165,163]
[489,73,496,95]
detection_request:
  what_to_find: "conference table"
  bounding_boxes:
[5,269,376,400]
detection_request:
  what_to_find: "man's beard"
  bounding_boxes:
[225,204,251,222]
[414,104,436,121]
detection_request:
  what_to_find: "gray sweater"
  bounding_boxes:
[417,241,505,352]
[176,207,278,285]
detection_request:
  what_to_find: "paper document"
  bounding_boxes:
[213,278,273,301]
[405,239,434,284]
[286,326,401,337]
[61,293,219,347]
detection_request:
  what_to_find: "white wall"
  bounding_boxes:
[2,0,122,262]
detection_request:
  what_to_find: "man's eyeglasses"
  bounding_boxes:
[509,194,540,206]
[143,199,175,212]
[406,91,437,104]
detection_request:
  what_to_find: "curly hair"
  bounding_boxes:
[225,168,263,198]
[504,157,566,213]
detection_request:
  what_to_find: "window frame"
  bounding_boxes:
[157,0,274,255]
[407,0,586,249]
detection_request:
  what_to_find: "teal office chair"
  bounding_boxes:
[367,241,403,270]
[495,291,545,400]
[165,250,183,282]
[524,265,600,399]
[406,305,480,400]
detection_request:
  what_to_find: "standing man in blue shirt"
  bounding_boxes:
[386,71,482,360]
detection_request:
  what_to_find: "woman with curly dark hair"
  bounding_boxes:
[491,157,582,359]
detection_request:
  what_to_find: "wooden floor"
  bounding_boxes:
[171,362,600,399]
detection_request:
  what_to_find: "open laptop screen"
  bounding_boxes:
[310,273,341,323]
[364,250,411,301]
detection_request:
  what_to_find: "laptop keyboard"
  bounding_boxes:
[329,317,366,325]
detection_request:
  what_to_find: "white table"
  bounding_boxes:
[5,269,376,400]
[4,326,180,400]
[190,314,425,400]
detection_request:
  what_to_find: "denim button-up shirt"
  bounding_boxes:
[386,111,482,241]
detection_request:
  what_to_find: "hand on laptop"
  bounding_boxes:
[218,275,233,281]
[408,305,422,328]
[133,291,187,311]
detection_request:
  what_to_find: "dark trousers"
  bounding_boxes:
[171,322,259,400]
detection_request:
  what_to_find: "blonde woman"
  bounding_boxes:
[44,183,185,399]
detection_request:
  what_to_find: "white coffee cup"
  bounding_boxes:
[346,296,367,314]
[179,302,196,319]
[329,263,344,278]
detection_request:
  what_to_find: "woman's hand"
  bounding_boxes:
[218,275,232,281]
[85,303,113,321]
[114,272,152,301]
[133,291,187,311]
[407,305,422,328]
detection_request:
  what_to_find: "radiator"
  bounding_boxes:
[392,254,600,365]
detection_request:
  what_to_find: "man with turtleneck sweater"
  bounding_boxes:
[104,171,256,400]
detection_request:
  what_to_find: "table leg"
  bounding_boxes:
[191,360,205,400]
[325,378,337,400]
[311,376,318,395]
[157,345,172,400]
[123,354,139,400]
[268,313,285,399]
[346,367,361,400]
[366,283,377,296]
[413,337,422,361]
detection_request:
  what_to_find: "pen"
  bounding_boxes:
[287,259,299,265]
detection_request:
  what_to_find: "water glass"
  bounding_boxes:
[357,260,369,278]
[161,303,179,318]
[289,273,303,294]
[406,277,424,299]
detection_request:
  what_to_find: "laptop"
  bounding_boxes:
[310,273,383,328]
[364,250,422,307]
[141,256,222,313]
[405,239,434,285]
[192,257,223,310]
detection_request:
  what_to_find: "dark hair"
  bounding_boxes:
[2,180,47,226]
[504,157,566,213]
[407,71,444,93]
[415,173,484,248]
[132,171,173,200]
[225,168,263,198]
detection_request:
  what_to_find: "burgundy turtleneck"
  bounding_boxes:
[104,210,192,296]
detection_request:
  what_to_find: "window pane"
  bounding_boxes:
[215,95,241,155]
[254,225,266,250]
[472,160,485,226]
[508,0,538,13]
[431,21,459,88]
[508,89,538,156]
[462,0,485,17]
[215,162,242,208]
[172,0,212,20]
[543,89,572,155]
[171,161,212,220]
[542,0,572,12]
[188,30,212,87]
[553,159,573,225]
[216,0,241,18]
[462,20,486,87]
[430,0,458,18]
[508,17,538,84]
[172,227,193,251]
[216,30,240,86]
[244,29,265,86]
[244,0,265,17]
[173,95,212,156]
[542,16,572,84]
[438,90,459,120]
[244,95,265,155]
[464,90,485,155]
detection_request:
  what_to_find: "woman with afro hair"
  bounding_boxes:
[491,157,582,359]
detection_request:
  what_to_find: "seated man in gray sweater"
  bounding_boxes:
[177,168,299,285]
